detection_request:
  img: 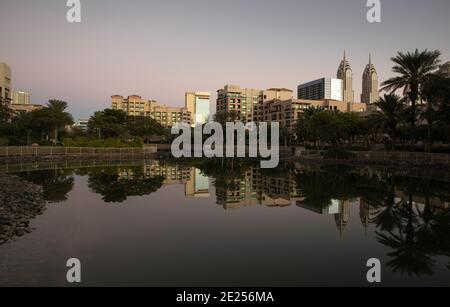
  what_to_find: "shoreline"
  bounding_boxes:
[0,174,46,245]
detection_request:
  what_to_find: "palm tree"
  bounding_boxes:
[381,49,441,148]
[45,100,74,144]
[373,94,406,150]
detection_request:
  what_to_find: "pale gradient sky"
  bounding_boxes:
[1,0,449,119]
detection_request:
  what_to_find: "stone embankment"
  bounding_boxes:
[0,174,46,244]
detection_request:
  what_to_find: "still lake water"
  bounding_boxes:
[0,159,449,287]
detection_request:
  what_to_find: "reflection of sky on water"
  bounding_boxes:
[0,161,449,286]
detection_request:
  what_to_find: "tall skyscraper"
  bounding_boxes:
[361,54,379,104]
[0,62,12,105]
[185,92,211,127]
[12,91,30,105]
[297,78,343,101]
[337,51,354,103]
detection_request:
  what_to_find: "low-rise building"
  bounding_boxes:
[74,118,89,132]
[111,95,191,127]
[10,103,44,113]
[259,99,366,131]
[12,91,30,105]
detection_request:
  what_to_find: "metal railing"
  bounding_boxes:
[0,146,157,158]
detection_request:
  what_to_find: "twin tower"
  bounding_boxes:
[337,52,379,104]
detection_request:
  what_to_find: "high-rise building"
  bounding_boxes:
[297,78,343,101]
[111,95,191,127]
[185,91,211,127]
[337,51,354,103]
[361,54,379,104]
[12,91,30,105]
[0,62,12,105]
[438,61,450,78]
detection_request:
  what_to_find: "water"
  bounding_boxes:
[0,160,449,286]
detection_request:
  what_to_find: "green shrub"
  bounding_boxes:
[324,148,356,160]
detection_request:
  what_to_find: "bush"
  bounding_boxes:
[324,148,356,160]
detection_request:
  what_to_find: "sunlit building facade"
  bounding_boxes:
[185,91,211,126]
[111,95,191,127]
[0,62,12,105]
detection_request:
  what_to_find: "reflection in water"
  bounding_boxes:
[16,169,74,203]
[4,160,450,281]
[77,166,165,203]
[202,162,450,278]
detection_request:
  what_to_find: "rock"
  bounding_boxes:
[0,174,46,244]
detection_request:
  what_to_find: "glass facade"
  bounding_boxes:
[195,96,210,125]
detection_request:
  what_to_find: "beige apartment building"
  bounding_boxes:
[260,99,366,131]
[216,85,293,122]
[111,95,191,127]
[10,103,44,113]
[0,62,12,104]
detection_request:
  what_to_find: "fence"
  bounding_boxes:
[296,150,450,165]
[0,146,157,159]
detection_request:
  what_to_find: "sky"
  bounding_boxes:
[1,0,449,119]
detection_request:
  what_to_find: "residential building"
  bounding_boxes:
[297,78,343,101]
[185,91,211,126]
[10,103,44,113]
[216,85,294,123]
[185,168,210,198]
[12,90,30,105]
[0,62,12,105]
[438,61,450,78]
[337,51,355,103]
[111,95,191,127]
[361,54,379,104]
[216,85,264,122]
[259,98,364,131]
[74,118,89,132]
[264,88,294,101]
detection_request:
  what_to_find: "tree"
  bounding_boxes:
[33,100,74,144]
[126,116,166,141]
[421,75,450,152]
[373,94,407,150]
[295,107,324,147]
[0,99,12,124]
[88,109,127,139]
[381,49,441,148]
